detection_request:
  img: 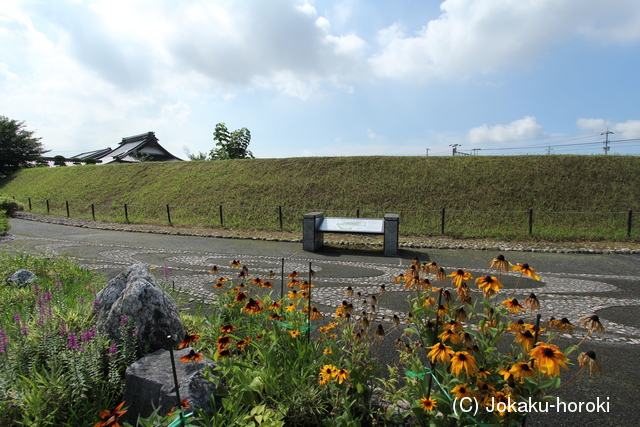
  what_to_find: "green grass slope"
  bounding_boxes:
[2,155,640,240]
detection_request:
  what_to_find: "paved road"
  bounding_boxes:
[3,218,640,426]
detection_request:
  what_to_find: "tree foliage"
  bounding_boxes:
[209,123,254,160]
[0,116,48,177]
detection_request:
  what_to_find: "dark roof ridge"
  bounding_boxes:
[120,131,156,145]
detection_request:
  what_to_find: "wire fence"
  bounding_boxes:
[8,196,639,241]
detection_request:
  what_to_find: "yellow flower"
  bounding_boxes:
[450,351,478,377]
[289,329,301,338]
[501,298,525,315]
[510,263,540,280]
[439,329,461,344]
[319,364,337,385]
[475,275,503,295]
[447,269,473,287]
[515,330,535,353]
[419,397,437,412]
[323,348,332,355]
[335,368,349,384]
[427,342,454,364]
[451,384,474,399]
[509,362,536,382]
[529,342,569,377]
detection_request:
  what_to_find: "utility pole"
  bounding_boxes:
[546,146,552,155]
[602,128,613,154]
[471,148,481,156]
[449,144,460,156]
[425,148,430,156]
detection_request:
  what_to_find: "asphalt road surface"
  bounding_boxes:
[3,218,640,426]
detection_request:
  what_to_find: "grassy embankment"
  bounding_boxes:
[1,155,640,241]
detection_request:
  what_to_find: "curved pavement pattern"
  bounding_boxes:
[4,218,640,345]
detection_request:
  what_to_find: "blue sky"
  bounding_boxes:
[2,0,640,159]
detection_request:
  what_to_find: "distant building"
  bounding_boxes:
[73,132,182,164]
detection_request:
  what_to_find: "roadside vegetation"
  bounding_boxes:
[1,155,640,241]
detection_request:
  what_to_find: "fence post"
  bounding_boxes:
[124,204,129,223]
[441,207,446,235]
[65,201,70,218]
[91,203,95,220]
[529,209,533,237]
[167,204,172,226]
[628,209,633,238]
[46,200,49,214]
[356,208,360,218]
[219,205,224,227]
[28,197,31,211]
[278,205,283,230]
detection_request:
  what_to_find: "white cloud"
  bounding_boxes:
[369,0,640,82]
[577,118,640,139]
[468,116,546,144]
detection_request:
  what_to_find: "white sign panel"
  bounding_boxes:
[318,218,384,234]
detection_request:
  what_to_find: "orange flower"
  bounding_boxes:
[243,298,264,314]
[230,260,243,267]
[94,401,127,427]
[216,335,232,349]
[447,269,473,287]
[180,349,203,363]
[220,324,235,333]
[217,349,232,358]
[529,343,569,377]
[450,351,478,377]
[419,397,437,412]
[427,342,454,364]
[501,298,525,315]
[178,333,200,350]
[510,263,540,281]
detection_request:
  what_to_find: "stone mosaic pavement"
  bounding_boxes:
[5,219,640,346]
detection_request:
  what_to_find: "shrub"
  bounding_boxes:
[0,212,8,235]
[0,197,24,217]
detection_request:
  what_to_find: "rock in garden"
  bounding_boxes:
[7,269,37,287]
[122,347,219,422]
[95,263,184,354]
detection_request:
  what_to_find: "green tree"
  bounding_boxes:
[0,116,48,177]
[209,123,254,160]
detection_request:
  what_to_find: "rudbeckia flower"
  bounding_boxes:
[419,397,437,412]
[374,324,385,339]
[319,364,337,385]
[489,255,509,274]
[529,342,569,377]
[180,349,204,363]
[475,275,503,296]
[439,329,461,344]
[509,361,536,382]
[217,349,232,358]
[289,329,301,338]
[94,401,127,427]
[216,335,232,349]
[450,351,478,377]
[524,293,540,312]
[229,260,243,267]
[178,333,200,350]
[235,337,250,351]
[287,271,300,279]
[515,330,535,353]
[427,342,454,364]
[510,263,540,281]
[447,269,473,287]
[335,368,349,384]
[220,324,235,333]
[501,298,525,315]
[243,298,264,314]
[435,268,447,282]
[578,350,603,376]
[579,315,605,335]
[451,384,474,399]
[209,266,219,274]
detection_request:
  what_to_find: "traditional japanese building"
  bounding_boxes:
[73,132,182,164]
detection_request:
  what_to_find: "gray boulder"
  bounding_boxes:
[7,269,37,287]
[95,263,184,354]
[122,347,219,422]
